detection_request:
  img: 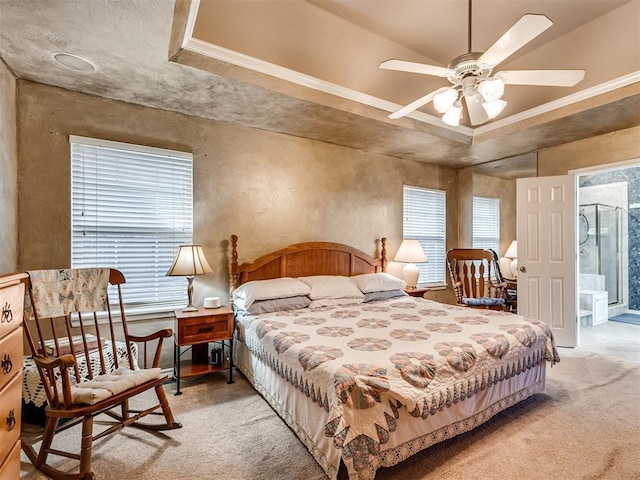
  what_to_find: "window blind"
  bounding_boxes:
[472,196,500,255]
[70,136,193,312]
[403,186,446,285]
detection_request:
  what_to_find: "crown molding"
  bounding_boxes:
[183,38,472,135]
[181,4,636,139]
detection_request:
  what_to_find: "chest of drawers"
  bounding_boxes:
[0,273,27,480]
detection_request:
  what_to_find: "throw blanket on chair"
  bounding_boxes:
[26,268,110,317]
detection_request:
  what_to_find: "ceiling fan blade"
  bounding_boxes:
[498,70,585,86]
[389,87,451,119]
[465,94,490,126]
[380,59,452,77]
[479,14,553,67]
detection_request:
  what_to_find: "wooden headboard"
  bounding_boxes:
[229,235,387,292]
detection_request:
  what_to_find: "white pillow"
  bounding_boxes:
[298,275,365,301]
[232,277,310,309]
[350,272,406,293]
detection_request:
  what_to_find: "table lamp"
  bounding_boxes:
[504,240,518,277]
[167,245,213,311]
[394,239,427,289]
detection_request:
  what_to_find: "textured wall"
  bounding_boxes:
[16,80,460,301]
[537,126,640,176]
[0,60,17,272]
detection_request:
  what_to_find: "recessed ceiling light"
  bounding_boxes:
[52,52,96,72]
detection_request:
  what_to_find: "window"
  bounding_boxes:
[71,136,193,313]
[473,196,500,255]
[402,185,446,285]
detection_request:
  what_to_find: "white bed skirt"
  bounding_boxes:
[235,339,546,480]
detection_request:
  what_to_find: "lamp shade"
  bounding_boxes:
[394,240,427,263]
[504,240,518,277]
[504,240,518,259]
[167,245,213,276]
[394,240,427,289]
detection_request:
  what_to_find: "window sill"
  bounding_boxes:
[419,283,448,290]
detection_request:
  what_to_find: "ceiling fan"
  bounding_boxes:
[380,0,585,126]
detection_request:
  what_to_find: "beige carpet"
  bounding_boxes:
[20,321,640,480]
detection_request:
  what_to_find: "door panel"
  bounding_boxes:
[517,175,577,347]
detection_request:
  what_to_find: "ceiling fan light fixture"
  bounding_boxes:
[442,101,463,126]
[433,88,458,113]
[482,98,507,119]
[478,77,505,101]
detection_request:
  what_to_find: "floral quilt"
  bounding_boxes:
[237,297,559,478]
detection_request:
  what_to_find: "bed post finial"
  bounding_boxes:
[230,235,239,299]
[380,237,387,272]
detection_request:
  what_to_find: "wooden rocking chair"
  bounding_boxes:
[21,268,181,480]
[446,249,508,311]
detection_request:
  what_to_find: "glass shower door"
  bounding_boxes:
[599,205,621,305]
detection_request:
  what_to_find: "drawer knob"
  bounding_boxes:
[6,409,15,432]
[197,326,214,333]
[1,302,13,323]
[1,354,11,375]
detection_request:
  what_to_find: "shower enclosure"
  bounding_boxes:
[579,203,623,305]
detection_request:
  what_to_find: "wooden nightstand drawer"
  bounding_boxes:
[0,374,21,467]
[175,307,234,346]
[0,328,22,392]
[0,282,24,339]
[180,315,233,344]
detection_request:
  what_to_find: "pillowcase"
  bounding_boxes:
[247,295,311,314]
[350,273,406,293]
[363,289,407,303]
[309,297,364,309]
[232,277,310,309]
[298,275,365,301]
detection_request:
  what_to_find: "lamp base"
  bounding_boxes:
[402,263,420,289]
[510,259,518,277]
[183,276,198,312]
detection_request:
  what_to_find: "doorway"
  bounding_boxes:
[577,165,639,327]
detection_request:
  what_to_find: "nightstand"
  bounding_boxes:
[174,306,234,395]
[404,287,429,298]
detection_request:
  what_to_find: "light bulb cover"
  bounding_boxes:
[442,101,463,126]
[478,77,505,101]
[482,98,507,118]
[433,88,458,114]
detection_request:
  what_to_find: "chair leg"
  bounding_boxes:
[36,415,60,468]
[79,415,94,480]
[156,385,182,429]
[121,398,130,422]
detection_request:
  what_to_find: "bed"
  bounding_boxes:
[229,236,559,480]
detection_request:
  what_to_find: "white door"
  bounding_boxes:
[516,175,578,347]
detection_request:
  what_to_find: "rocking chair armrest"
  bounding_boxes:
[127,328,173,344]
[127,328,173,368]
[33,354,77,408]
[33,353,77,371]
